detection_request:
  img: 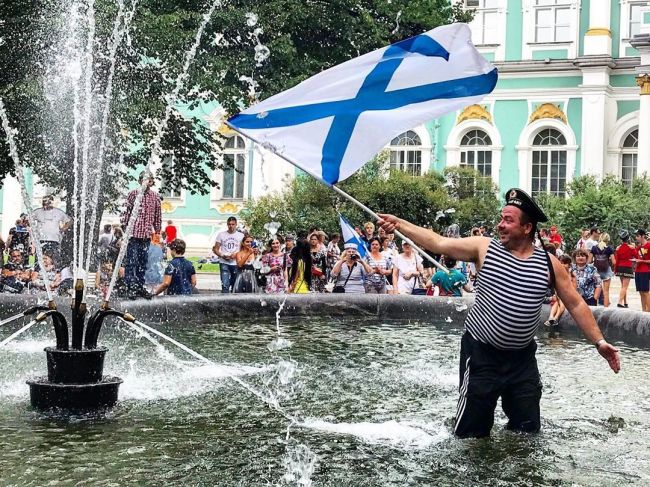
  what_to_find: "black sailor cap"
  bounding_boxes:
[504,188,548,224]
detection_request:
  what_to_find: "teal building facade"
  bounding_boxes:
[2,2,650,253]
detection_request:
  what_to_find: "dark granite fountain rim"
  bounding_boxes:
[0,293,648,347]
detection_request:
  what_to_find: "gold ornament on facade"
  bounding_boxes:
[161,201,176,213]
[636,74,650,96]
[528,103,567,124]
[217,202,241,214]
[585,28,611,37]
[457,104,492,124]
[217,121,236,136]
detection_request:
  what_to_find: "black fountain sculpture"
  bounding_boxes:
[25,280,135,411]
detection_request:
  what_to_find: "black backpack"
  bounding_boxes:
[592,248,610,272]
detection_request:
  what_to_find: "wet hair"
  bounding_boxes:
[289,239,312,289]
[169,239,186,255]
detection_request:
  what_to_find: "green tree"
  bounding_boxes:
[0,0,467,252]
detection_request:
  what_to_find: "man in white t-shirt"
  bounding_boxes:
[31,195,71,265]
[584,227,600,252]
[212,216,244,293]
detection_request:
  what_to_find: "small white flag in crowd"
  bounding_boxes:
[339,214,368,258]
[228,23,497,185]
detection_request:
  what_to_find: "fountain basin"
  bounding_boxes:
[26,376,123,411]
[45,347,108,384]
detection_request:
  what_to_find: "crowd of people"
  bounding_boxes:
[212,214,650,316]
[538,226,650,319]
[1,171,648,312]
[213,217,476,297]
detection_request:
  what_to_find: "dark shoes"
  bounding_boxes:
[127,287,153,300]
[616,303,629,308]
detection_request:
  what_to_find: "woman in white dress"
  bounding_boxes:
[391,241,424,295]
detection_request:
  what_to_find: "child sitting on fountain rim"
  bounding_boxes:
[153,239,196,296]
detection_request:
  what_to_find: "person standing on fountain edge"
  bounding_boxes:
[121,171,161,299]
[31,195,71,264]
[377,188,620,439]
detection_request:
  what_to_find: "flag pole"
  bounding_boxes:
[224,122,448,273]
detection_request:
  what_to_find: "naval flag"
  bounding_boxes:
[339,214,368,259]
[228,23,497,185]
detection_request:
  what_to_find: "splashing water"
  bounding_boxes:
[105,0,222,302]
[391,10,402,35]
[0,320,39,348]
[282,443,317,487]
[0,100,54,301]
[83,0,138,279]
[0,313,27,329]
[245,12,258,27]
[126,319,299,422]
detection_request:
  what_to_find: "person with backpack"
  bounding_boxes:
[590,233,614,307]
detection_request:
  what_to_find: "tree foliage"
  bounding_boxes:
[243,157,501,240]
[538,176,650,248]
[0,0,464,191]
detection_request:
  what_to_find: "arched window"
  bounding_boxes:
[531,128,567,197]
[621,129,638,186]
[460,129,493,179]
[389,130,422,175]
[223,135,246,199]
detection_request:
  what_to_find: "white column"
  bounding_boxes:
[578,66,613,179]
[631,8,650,176]
[1,176,23,239]
[637,76,650,176]
[583,0,612,56]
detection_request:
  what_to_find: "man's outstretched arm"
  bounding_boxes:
[552,256,620,373]
[376,214,489,265]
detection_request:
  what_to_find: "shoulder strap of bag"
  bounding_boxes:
[339,262,357,287]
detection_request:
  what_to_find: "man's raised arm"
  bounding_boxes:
[376,214,489,265]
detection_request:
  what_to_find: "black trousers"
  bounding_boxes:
[454,332,542,439]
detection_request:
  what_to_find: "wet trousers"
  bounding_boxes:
[454,332,542,438]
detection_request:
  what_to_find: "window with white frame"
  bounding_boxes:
[460,129,493,179]
[222,135,246,199]
[159,156,183,199]
[389,131,423,175]
[531,128,567,197]
[629,2,649,38]
[621,129,638,186]
[534,0,572,43]
[468,0,500,45]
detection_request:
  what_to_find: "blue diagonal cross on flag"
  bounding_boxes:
[228,23,497,185]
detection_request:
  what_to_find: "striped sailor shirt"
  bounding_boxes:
[465,240,549,350]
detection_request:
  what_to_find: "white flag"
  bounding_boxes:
[228,23,497,185]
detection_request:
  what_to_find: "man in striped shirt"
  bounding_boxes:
[377,188,620,438]
[121,171,162,299]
